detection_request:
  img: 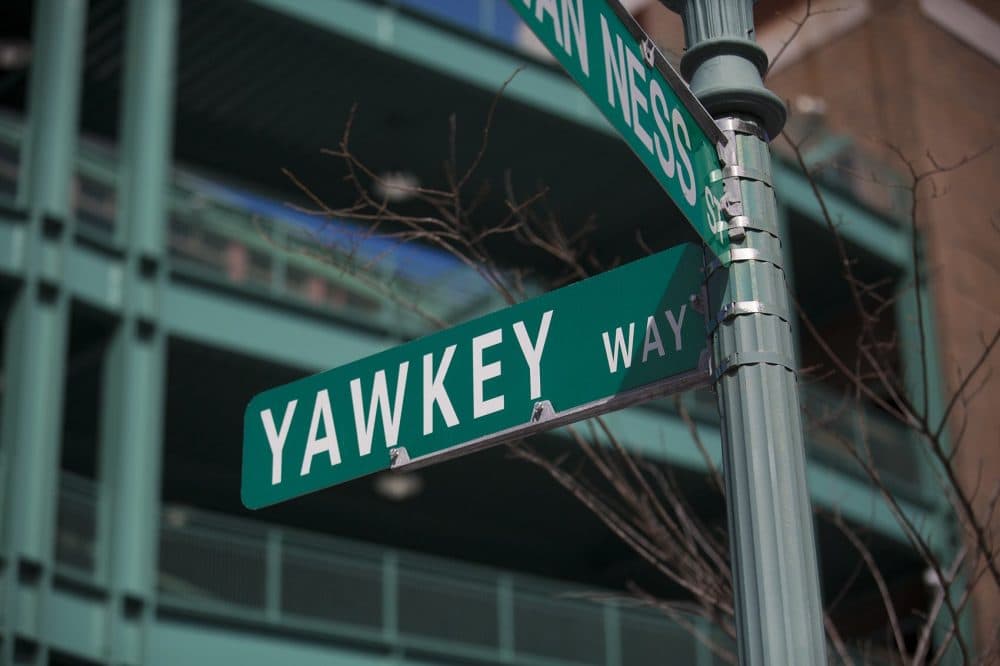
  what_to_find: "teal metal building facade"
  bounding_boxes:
[0,0,947,664]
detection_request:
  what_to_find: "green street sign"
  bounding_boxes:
[509,0,729,258]
[242,243,709,509]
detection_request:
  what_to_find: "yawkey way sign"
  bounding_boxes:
[242,0,729,509]
[242,244,709,509]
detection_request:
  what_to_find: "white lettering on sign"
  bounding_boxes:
[703,185,726,243]
[513,309,553,400]
[601,16,631,127]
[561,0,589,75]
[602,323,635,373]
[301,389,341,476]
[533,0,563,48]
[523,0,590,76]
[601,302,691,374]
[596,11,699,210]
[519,0,717,229]
[671,110,696,206]
[626,47,653,153]
[423,345,459,436]
[259,311,558,485]
[351,362,410,456]
[665,305,687,351]
[649,80,675,178]
[261,400,297,485]
[641,315,665,362]
[472,329,505,418]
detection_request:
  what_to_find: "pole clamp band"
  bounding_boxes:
[719,300,769,319]
[727,215,750,231]
[716,117,768,142]
[713,351,795,380]
[709,300,787,335]
[724,216,775,241]
[725,215,772,234]
[711,165,773,187]
[726,215,749,241]
[706,248,772,276]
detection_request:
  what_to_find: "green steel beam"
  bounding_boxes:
[13,2,87,218]
[149,616,434,666]
[0,220,124,312]
[249,0,608,132]
[772,159,909,266]
[93,2,177,663]
[27,579,108,662]
[161,277,385,370]
[0,1,87,664]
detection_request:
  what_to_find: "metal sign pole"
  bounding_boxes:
[665,1,828,664]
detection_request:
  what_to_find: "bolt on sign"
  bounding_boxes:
[509,0,729,258]
[242,243,710,509]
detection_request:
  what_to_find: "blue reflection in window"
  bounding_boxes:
[394,0,520,45]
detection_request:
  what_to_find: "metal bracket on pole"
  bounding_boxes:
[530,400,557,423]
[389,446,411,469]
[723,215,780,242]
[714,124,750,238]
[717,116,769,142]
[688,288,708,315]
[713,350,795,380]
[641,38,657,67]
[724,214,750,241]
[705,247,779,276]
[711,165,772,187]
[708,299,787,335]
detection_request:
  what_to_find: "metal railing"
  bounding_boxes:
[53,472,724,665]
[0,111,502,339]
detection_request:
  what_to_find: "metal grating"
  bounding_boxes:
[42,471,732,665]
[398,565,499,649]
[620,611,700,665]
[514,591,606,665]
[281,545,382,629]
[159,524,267,610]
